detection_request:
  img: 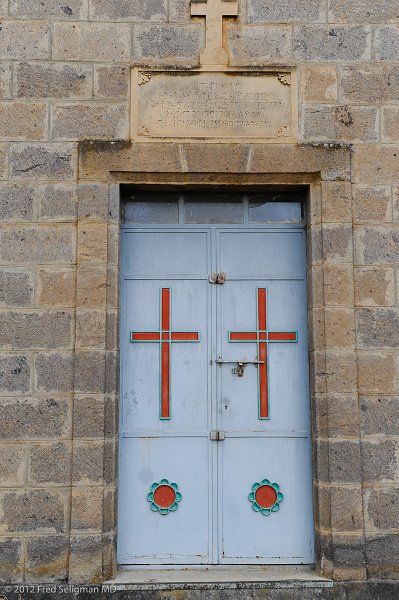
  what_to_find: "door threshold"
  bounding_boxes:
[107,565,333,590]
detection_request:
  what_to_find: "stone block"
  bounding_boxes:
[104,439,116,485]
[302,105,378,143]
[356,308,399,349]
[74,351,106,393]
[106,265,118,309]
[0,489,68,533]
[353,185,392,223]
[169,0,190,21]
[39,184,77,221]
[103,488,115,533]
[309,307,325,352]
[76,309,106,349]
[329,0,399,23]
[0,21,49,59]
[300,65,337,103]
[324,308,355,349]
[341,66,399,104]
[0,538,23,583]
[308,265,324,309]
[375,26,399,61]
[326,351,357,393]
[72,442,104,484]
[331,487,363,532]
[394,188,399,221]
[366,489,399,531]
[105,351,118,395]
[0,102,47,141]
[326,393,360,439]
[0,225,75,264]
[0,444,26,486]
[133,24,204,63]
[354,267,395,307]
[366,535,399,578]
[0,144,7,179]
[331,534,366,577]
[104,395,116,438]
[94,66,129,99]
[329,441,362,484]
[0,184,35,221]
[71,487,103,531]
[0,397,69,440]
[34,353,74,393]
[53,22,130,62]
[77,223,108,263]
[106,311,117,351]
[69,535,102,584]
[37,267,76,307]
[322,224,353,263]
[184,144,251,174]
[362,441,397,482]
[0,269,34,307]
[76,266,107,306]
[294,26,371,62]
[248,0,325,22]
[0,64,11,99]
[90,0,166,21]
[77,183,109,221]
[73,395,105,438]
[10,0,87,18]
[354,226,399,265]
[228,25,292,65]
[107,225,119,266]
[308,225,322,264]
[51,103,129,141]
[0,355,30,394]
[321,182,352,223]
[29,442,71,485]
[357,352,397,394]
[0,311,73,350]
[15,62,92,99]
[382,107,399,143]
[309,351,327,394]
[360,396,399,436]
[10,142,77,180]
[323,264,354,306]
[26,535,69,583]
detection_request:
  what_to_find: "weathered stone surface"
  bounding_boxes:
[26,535,69,582]
[71,487,103,530]
[0,444,26,486]
[0,21,49,59]
[329,0,399,23]
[332,535,366,575]
[0,397,69,439]
[10,0,87,18]
[382,107,399,143]
[0,184,35,221]
[103,439,116,485]
[0,144,7,179]
[0,225,75,264]
[74,351,105,393]
[0,102,47,141]
[357,352,397,394]
[341,66,399,104]
[76,309,106,349]
[37,267,76,307]
[322,224,353,263]
[0,489,67,533]
[322,182,352,223]
[294,26,371,62]
[228,25,292,64]
[77,183,109,221]
[0,311,73,350]
[353,185,392,223]
[354,267,395,307]
[248,0,325,22]
[132,24,203,63]
[103,488,115,533]
[29,442,71,484]
[0,64,11,99]
[356,308,399,349]
[302,105,378,143]
[361,396,399,436]
[0,269,34,306]
[73,395,104,438]
[323,264,354,306]
[394,187,399,222]
[367,489,399,531]
[34,353,74,393]
[169,0,190,21]
[39,184,77,221]
[72,442,104,484]
[10,143,77,180]
[326,351,357,393]
[300,65,337,103]
[90,0,167,21]
[0,538,23,582]
[326,393,360,439]
[76,266,107,306]
[324,308,355,349]
[0,355,30,394]
[51,103,129,141]
[354,227,399,265]
[15,62,92,99]
[78,223,107,263]
[53,22,130,62]
[328,441,362,483]
[362,441,397,482]
[366,535,399,578]
[331,487,363,531]
[375,26,399,61]
[94,66,129,99]
[69,535,102,584]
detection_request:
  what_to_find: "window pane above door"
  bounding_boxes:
[185,199,243,224]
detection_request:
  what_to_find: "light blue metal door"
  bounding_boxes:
[118,222,313,565]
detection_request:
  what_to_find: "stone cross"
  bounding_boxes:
[191,0,238,66]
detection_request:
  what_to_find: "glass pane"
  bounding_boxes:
[124,201,178,224]
[249,200,302,223]
[185,195,243,224]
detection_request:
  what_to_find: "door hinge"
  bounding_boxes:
[210,430,225,441]
[209,272,226,284]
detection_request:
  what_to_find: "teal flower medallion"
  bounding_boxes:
[248,479,284,516]
[147,479,182,515]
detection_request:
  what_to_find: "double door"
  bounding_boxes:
[118,226,314,565]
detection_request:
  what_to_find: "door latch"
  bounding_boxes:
[210,430,225,441]
[216,357,264,377]
[209,272,226,284]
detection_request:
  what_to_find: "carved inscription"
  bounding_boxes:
[132,70,297,142]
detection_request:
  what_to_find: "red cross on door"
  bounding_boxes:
[229,288,298,419]
[130,287,200,419]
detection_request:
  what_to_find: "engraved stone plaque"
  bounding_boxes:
[131,69,298,143]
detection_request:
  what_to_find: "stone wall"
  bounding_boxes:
[0,0,398,590]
